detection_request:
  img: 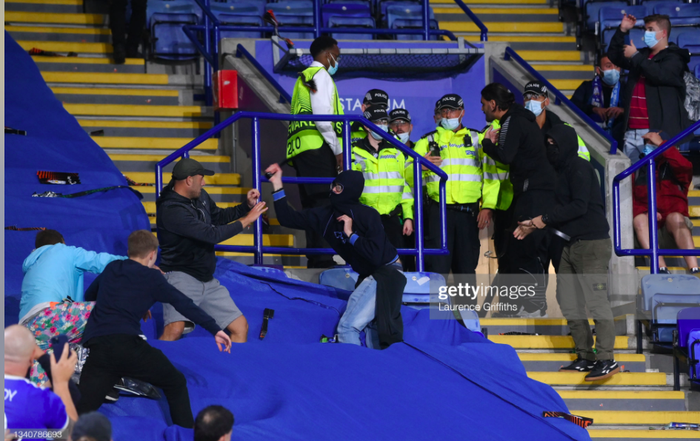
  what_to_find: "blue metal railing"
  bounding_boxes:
[612,120,700,274]
[180,0,487,105]
[504,47,620,155]
[155,111,449,271]
[235,45,292,104]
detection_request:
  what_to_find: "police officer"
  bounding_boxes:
[389,108,414,149]
[411,94,496,301]
[351,106,414,263]
[286,36,342,268]
[523,82,591,161]
[350,89,390,143]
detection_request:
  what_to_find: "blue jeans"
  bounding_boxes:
[337,276,381,349]
[623,128,649,164]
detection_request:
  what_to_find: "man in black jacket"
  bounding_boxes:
[265,165,406,349]
[77,230,232,427]
[608,13,691,164]
[515,124,618,381]
[481,83,556,317]
[156,158,267,342]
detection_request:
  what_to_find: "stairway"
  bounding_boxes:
[432,0,593,98]
[5,0,298,266]
[483,317,700,439]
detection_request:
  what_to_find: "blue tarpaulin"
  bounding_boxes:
[4,33,589,441]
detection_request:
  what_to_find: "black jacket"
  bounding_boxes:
[482,103,556,195]
[156,185,251,282]
[543,125,609,242]
[273,171,398,277]
[570,77,627,144]
[608,27,691,136]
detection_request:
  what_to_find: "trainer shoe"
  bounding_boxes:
[659,267,670,275]
[584,359,620,381]
[559,358,595,372]
[113,44,126,65]
[690,267,699,275]
[104,387,119,403]
[516,307,548,318]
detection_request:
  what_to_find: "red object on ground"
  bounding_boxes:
[213,70,238,110]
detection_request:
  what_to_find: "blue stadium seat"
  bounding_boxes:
[640,0,681,9]
[601,26,644,51]
[378,0,421,23]
[654,3,700,27]
[267,1,314,39]
[328,16,376,40]
[677,29,700,72]
[147,0,201,59]
[695,62,700,79]
[322,3,371,27]
[599,5,647,46]
[584,0,627,33]
[385,4,437,40]
[211,2,265,39]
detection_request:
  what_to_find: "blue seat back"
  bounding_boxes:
[678,307,700,348]
[602,22,645,50]
[695,63,700,79]
[386,4,434,30]
[147,1,201,59]
[654,4,700,26]
[211,1,265,16]
[379,0,421,23]
[147,0,201,28]
[599,5,647,31]
[585,1,627,32]
[677,29,700,72]
[640,275,700,331]
[268,1,314,38]
[328,15,376,39]
[392,18,438,40]
[322,3,371,27]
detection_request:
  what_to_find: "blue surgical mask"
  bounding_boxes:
[644,30,659,48]
[602,69,620,86]
[525,100,544,117]
[369,124,388,140]
[398,132,410,143]
[643,144,656,156]
[441,116,461,131]
[327,54,339,76]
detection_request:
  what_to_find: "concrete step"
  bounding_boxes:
[93,136,217,150]
[441,21,564,33]
[528,371,667,386]
[17,40,111,54]
[6,25,112,43]
[35,57,145,74]
[5,0,84,14]
[6,11,105,25]
[64,103,206,118]
[436,8,559,23]
[589,429,700,439]
[571,410,700,426]
[490,335,631,350]
[518,353,646,373]
[122,171,240,186]
[42,71,169,85]
[54,87,181,106]
[108,153,232,174]
[482,315,633,336]
[79,120,212,138]
[558,390,686,411]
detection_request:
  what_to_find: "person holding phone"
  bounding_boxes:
[76,230,232,428]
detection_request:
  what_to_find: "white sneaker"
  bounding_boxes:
[516,307,548,318]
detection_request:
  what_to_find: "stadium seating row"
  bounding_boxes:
[148,0,437,58]
[585,0,696,34]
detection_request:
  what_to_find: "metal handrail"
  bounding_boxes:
[612,120,700,274]
[504,47,620,155]
[453,0,488,41]
[155,111,450,271]
[235,44,292,104]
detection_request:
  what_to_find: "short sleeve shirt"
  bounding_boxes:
[4,375,69,440]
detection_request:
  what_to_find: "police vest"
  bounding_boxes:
[412,126,484,205]
[479,120,513,211]
[286,66,344,159]
[351,141,414,220]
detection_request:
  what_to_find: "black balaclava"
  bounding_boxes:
[545,124,579,170]
[329,170,365,216]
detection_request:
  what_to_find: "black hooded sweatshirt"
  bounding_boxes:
[543,124,609,242]
[608,27,691,137]
[273,170,398,277]
[156,184,251,282]
[482,103,556,195]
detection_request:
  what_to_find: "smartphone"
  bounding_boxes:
[429,142,440,157]
[49,335,70,360]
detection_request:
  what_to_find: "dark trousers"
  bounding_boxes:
[479,206,513,317]
[77,335,194,428]
[381,212,404,257]
[109,0,147,49]
[426,202,480,307]
[293,144,338,268]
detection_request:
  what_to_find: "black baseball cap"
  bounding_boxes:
[524,81,549,97]
[172,158,215,180]
[389,108,411,123]
[438,94,464,110]
[363,89,389,108]
[363,106,389,122]
[434,99,441,114]
[72,412,112,441]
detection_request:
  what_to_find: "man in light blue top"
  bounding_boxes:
[19,229,125,350]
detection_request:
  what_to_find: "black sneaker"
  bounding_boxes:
[559,358,595,372]
[691,268,699,275]
[104,387,119,403]
[113,44,126,65]
[585,359,620,381]
[659,267,670,275]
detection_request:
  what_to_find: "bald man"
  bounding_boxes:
[5,325,78,438]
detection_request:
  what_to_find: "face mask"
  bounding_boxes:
[643,144,656,156]
[644,30,659,48]
[602,69,620,86]
[546,143,559,166]
[398,132,410,143]
[327,54,339,76]
[525,100,544,117]
[441,114,462,131]
[369,124,388,140]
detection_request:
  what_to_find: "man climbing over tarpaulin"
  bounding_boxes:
[264,165,406,349]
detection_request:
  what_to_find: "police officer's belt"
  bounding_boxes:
[445,202,479,212]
